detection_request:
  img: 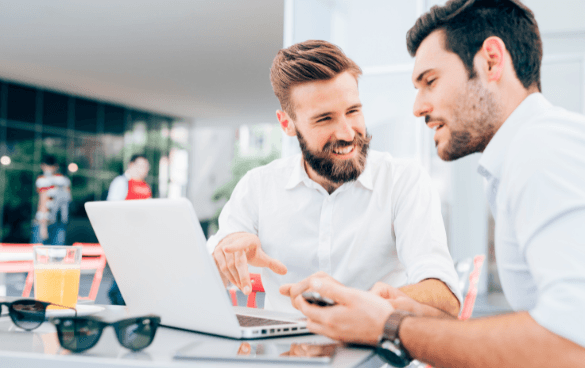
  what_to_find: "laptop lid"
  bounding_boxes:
[85,198,244,338]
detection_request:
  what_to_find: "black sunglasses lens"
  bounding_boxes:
[115,318,158,351]
[9,300,47,330]
[54,318,103,352]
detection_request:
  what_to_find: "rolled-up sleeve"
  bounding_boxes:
[391,161,462,304]
[206,171,260,254]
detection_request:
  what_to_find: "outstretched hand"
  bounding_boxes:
[213,232,287,295]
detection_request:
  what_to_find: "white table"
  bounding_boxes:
[0,302,388,368]
[0,253,33,262]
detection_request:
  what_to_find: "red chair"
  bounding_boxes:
[458,254,485,321]
[421,254,486,368]
[0,243,107,301]
[229,273,265,308]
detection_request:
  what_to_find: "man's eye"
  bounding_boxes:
[347,109,358,114]
[427,78,436,86]
[317,117,331,123]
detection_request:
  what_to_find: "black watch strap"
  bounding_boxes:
[376,310,414,367]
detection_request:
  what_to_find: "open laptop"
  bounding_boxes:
[85,198,308,339]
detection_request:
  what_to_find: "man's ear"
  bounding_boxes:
[276,110,296,137]
[479,36,506,83]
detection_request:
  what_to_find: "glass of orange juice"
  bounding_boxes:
[33,246,82,309]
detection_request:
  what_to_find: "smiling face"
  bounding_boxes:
[412,30,501,161]
[278,71,370,188]
[129,157,150,181]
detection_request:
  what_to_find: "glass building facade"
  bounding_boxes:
[0,80,187,244]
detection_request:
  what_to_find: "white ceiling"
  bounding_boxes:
[0,0,284,124]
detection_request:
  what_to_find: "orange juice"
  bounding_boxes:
[34,265,80,309]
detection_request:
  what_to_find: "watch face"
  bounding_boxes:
[376,341,411,368]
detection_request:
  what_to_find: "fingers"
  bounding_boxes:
[223,250,240,288]
[279,283,293,297]
[254,250,288,275]
[213,249,237,287]
[235,251,251,294]
[308,278,354,305]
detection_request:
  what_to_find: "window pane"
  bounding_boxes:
[74,98,98,133]
[72,135,102,171]
[104,105,125,135]
[5,127,36,164]
[70,174,96,217]
[41,133,68,171]
[2,169,35,242]
[102,134,124,174]
[7,83,36,123]
[43,91,69,129]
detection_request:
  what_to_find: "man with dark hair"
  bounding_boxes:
[32,155,71,245]
[288,1,585,367]
[107,154,151,201]
[207,40,462,316]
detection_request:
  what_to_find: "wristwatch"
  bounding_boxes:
[376,310,414,367]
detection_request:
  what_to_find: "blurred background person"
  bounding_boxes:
[106,153,151,305]
[107,154,151,201]
[31,155,71,245]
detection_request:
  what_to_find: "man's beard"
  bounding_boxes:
[432,76,501,161]
[297,130,371,184]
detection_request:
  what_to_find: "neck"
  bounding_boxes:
[303,160,342,194]
[495,83,539,132]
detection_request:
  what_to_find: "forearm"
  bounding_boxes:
[400,311,585,368]
[399,278,460,316]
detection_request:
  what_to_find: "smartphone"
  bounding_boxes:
[302,291,336,307]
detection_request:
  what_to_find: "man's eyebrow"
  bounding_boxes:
[347,103,362,111]
[311,111,332,120]
[414,69,434,84]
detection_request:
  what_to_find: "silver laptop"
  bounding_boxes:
[85,198,307,339]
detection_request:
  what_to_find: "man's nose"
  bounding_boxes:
[334,118,356,142]
[413,92,432,118]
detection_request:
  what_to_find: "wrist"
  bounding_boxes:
[376,310,414,367]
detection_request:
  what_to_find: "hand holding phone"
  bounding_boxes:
[302,291,336,307]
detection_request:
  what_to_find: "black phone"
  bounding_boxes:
[301,291,336,307]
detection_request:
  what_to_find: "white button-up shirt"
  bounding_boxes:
[207,150,461,313]
[478,93,585,347]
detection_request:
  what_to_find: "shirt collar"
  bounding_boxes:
[284,154,374,191]
[478,93,552,180]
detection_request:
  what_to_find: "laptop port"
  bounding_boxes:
[284,328,290,332]
[270,329,275,333]
[292,327,298,331]
[262,329,267,334]
[300,326,306,330]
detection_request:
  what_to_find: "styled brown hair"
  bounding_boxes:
[270,40,362,119]
[407,0,542,91]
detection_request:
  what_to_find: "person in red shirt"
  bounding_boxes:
[106,154,152,201]
[105,154,151,305]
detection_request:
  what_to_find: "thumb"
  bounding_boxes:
[253,249,288,275]
[309,278,354,305]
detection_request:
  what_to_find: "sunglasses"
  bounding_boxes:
[50,315,161,353]
[0,299,77,331]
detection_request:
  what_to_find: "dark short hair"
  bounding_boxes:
[129,154,147,164]
[41,155,58,166]
[270,40,362,119]
[407,0,542,91]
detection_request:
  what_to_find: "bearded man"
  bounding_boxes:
[207,40,461,315]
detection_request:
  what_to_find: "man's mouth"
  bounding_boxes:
[332,145,355,156]
[433,123,445,132]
